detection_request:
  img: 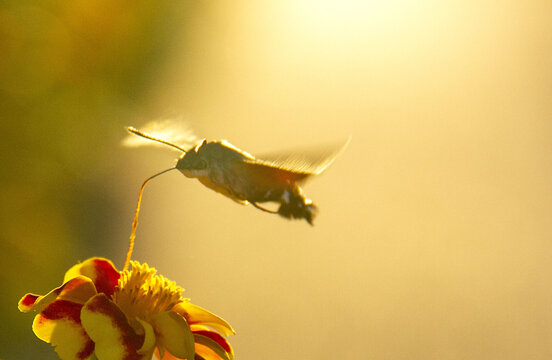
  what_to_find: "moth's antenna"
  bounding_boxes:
[127,126,188,153]
[123,167,176,271]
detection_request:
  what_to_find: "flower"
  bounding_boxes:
[19,257,234,360]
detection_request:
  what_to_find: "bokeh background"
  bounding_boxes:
[2,1,552,359]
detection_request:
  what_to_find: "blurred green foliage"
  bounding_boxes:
[0,1,192,358]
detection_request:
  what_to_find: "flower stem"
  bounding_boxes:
[124,168,176,271]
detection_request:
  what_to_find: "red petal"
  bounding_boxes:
[64,258,120,296]
[19,276,96,313]
[33,299,95,360]
[90,258,121,295]
[19,294,40,311]
[193,330,232,354]
[40,299,82,322]
[81,294,144,360]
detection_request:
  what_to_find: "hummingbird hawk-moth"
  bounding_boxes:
[125,121,348,225]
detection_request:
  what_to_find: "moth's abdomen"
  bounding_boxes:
[276,188,317,225]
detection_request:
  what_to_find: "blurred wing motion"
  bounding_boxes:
[122,119,198,151]
[248,136,351,182]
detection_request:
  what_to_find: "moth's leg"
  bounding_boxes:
[232,198,248,205]
[251,202,279,214]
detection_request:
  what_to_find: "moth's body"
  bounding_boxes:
[126,123,347,225]
[177,140,316,224]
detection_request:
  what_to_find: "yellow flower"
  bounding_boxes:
[19,257,234,360]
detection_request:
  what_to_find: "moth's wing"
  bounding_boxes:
[123,119,198,152]
[237,160,313,186]
[249,137,350,183]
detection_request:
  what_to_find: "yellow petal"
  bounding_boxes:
[154,348,181,360]
[32,299,94,360]
[195,343,229,360]
[190,324,210,332]
[81,294,144,360]
[173,301,235,336]
[194,332,233,360]
[136,317,156,356]
[19,276,97,313]
[151,311,195,360]
[64,257,120,296]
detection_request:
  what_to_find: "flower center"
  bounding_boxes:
[113,261,183,325]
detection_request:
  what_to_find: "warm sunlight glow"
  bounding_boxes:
[6,0,552,359]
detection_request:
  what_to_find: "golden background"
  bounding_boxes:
[1,1,551,359]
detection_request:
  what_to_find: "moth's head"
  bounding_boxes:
[176,139,209,178]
